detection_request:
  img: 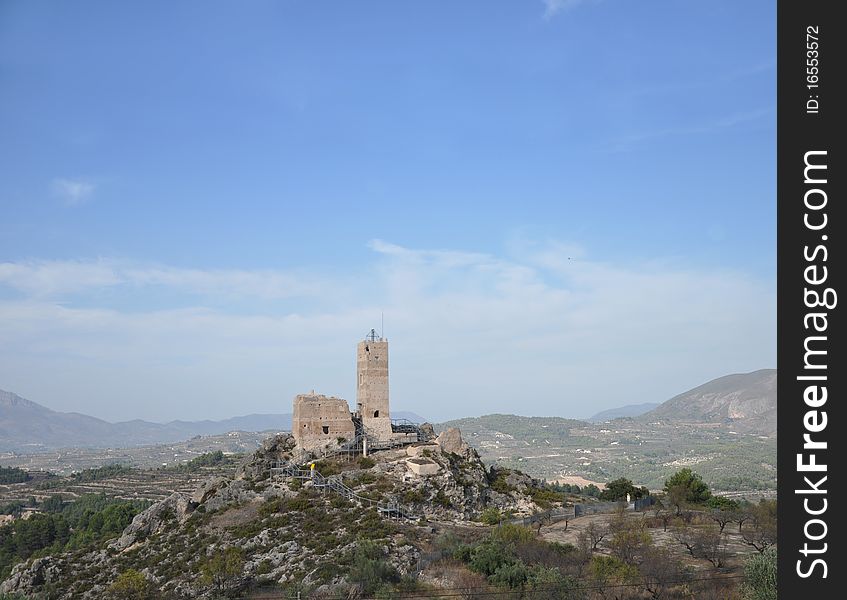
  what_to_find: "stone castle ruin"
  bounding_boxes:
[292,330,429,453]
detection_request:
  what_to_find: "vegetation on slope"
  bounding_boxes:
[0,467,30,485]
[0,494,150,580]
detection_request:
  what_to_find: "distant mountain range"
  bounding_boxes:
[2,368,774,452]
[641,368,776,435]
[587,402,661,422]
[441,369,776,437]
[0,389,424,452]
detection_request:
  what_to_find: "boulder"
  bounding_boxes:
[110,492,192,551]
[435,427,467,455]
[191,476,229,505]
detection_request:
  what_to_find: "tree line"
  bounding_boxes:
[0,493,149,580]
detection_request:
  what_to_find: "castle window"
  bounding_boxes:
[373,410,379,418]
[322,426,329,434]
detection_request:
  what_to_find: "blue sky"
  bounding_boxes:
[0,1,775,422]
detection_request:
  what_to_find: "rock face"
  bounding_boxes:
[436,427,472,456]
[642,369,777,435]
[110,492,194,551]
[0,557,61,594]
[236,432,296,479]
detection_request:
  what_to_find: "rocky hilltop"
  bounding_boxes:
[641,369,776,436]
[1,428,562,599]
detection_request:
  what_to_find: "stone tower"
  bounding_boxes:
[357,329,392,438]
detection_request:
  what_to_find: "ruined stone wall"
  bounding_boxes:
[292,394,355,450]
[356,338,392,438]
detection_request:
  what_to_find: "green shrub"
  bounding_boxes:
[598,477,648,502]
[348,542,400,595]
[707,495,740,510]
[525,486,564,509]
[106,569,155,600]
[433,491,452,508]
[402,489,425,504]
[312,460,340,477]
[259,497,286,517]
[490,471,517,494]
[480,507,502,525]
[200,547,244,592]
[741,547,777,600]
[286,497,312,512]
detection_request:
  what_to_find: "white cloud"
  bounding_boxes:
[542,0,591,19]
[606,106,775,152]
[0,259,121,297]
[52,178,96,206]
[0,259,330,300]
[0,241,775,422]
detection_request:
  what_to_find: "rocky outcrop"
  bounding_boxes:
[236,433,296,479]
[0,557,61,594]
[436,427,467,454]
[110,491,194,551]
[642,369,777,436]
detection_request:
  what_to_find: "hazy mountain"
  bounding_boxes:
[438,413,586,440]
[392,411,428,423]
[588,402,661,422]
[641,369,776,435]
[0,389,290,451]
[0,389,430,452]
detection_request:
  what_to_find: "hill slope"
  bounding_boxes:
[0,389,291,451]
[642,369,776,435]
[588,402,660,422]
[0,389,429,452]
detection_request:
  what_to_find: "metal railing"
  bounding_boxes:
[264,416,437,521]
[269,461,416,520]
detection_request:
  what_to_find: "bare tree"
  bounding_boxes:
[578,520,609,552]
[665,484,688,516]
[733,507,753,532]
[609,518,652,566]
[673,525,728,568]
[652,505,675,532]
[639,547,690,600]
[708,509,734,534]
[741,516,777,553]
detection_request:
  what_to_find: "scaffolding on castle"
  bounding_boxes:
[269,463,416,520]
[268,419,433,521]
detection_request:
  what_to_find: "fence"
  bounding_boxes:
[507,496,657,526]
[508,506,575,526]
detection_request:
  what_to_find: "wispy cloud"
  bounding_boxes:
[605,106,774,152]
[52,178,96,206]
[0,259,328,300]
[542,0,592,19]
[0,241,775,422]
